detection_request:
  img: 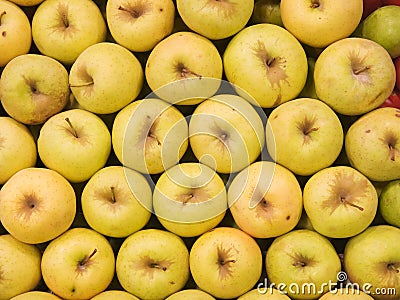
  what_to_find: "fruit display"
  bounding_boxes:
[1,0,400,299]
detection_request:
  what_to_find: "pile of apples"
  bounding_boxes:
[1,0,400,299]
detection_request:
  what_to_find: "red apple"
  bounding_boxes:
[362,0,383,19]
[395,56,400,90]
[380,89,400,108]
[381,0,400,5]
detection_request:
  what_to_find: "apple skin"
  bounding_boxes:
[319,288,374,299]
[0,234,42,300]
[223,23,308,108]
[32,0,107,65]
[0,54,70,125]
[379,179,400,227]
[228,161,303,239]
[165,289,216,300]
[41,227,116,300]
[314,37,396,116]
[0,117,37,184]
[303,166,378,239]
[380,89,400,108]
[238,288,291,299]
[344,225,400,300]
[90,290,140,300]
[116,229,190,300]
[0,0,31,67]
[345,107,400,181]
[106,0,175,52]
[10,291,62,300]
[266,229,342,300]
[280,0,363,48]
[189,227,263,299]
[0,167,76,244]
[37,108,111,183]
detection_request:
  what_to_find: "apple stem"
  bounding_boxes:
[79,249,97,267]
[353,66,370,75]
[219,259,236,266]
[110,186,116,203]
[182,193,194,204]
[148,132,161,146]
[65,117,78,138]
[340,196,364,211]
[310,0,320,8]
[61,12,69,28]
[118,5,141,18]
[389,144,397,161]
[69,81,94,88]
[0,11,6,26]
[150,263,167,271]
[304,127,319,135]
[293,261,307,267]
[178,65,202,79]
[387,263,399,273]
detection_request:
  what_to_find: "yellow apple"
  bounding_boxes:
[10,291,62,300]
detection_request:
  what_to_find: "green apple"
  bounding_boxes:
[345,107,400,181]
[0,0,31,67]
[116,229,190,299]
[266,229,341,300]
[252,0,283,27]
[318,288,374,299]
[0,167,76,244]
[0,54,70,125]
[32,0,107,65]
[354,5,400,58]
[299,57,318,99]
[90,290,140,300]
[314,38,396,116]
[238,288,291,299]
[0,117,37,184]
[112,98,188,174]
[280,0,363,48]
[81,166,152,238]
[223,23,308,108]
[303,166,378,238]
[10,291,62,300]
[37,108,111,183]
[106,0,175,52]
[228,161,303,239]
[41,227,115,300]
[189,94,265,174]
[266,98,343,176]
[145,31,223,105]
[165,289,216,300]
[0,234,41,300]
[344,225,400,300]
[69,42,144,114]
[190,227,263,299]
[153,162,227,237]
[379,180,400,227]
[176,0,254,40]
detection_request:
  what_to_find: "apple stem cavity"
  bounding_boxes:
[219,258,236,266]
[310,0,320,8]
[65,117,78,138]
[0,11,6,26]
[176,63,202,79]
[110,186,116,203]
[389,144,397,161]
[150,262,167,271]
[118,5,143,19]
[387,263,400,273]
[340,196,364,211]
[79,249,97,268]
[61,12,69,28]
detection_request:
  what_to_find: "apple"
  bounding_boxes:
[319,288,374,299]
[153,162,227,237]
[223,23,308,108]
[165,289,216,300]
[116,229,190,299]
[252,0,283,27]
[69,42,144,114]
[0,54,70,125]
[238,288,291,299]
[0,234,41,300]
[0,167,76,244]
[0,0,31,67]
[41,227,115,300]
[280,0,363,48]
[266,98,344,176]
[10,291,62,300]
[0,117,37,184]
[362,0,383,19]
[32,0,107,65]
[8,0,44,6]
[189,93,265,174]
[106,0,175,52]
[145,31,223,105]
[266,229,342,300]
[298,57,318,99]
[228,161,303,239]
[314,38,396,115]
[345,107,400,181]
[381,0,400,4]
[303,166,378,238]
[344,225,400,300]
[90,290,140,300]
[380,89,400,108]
[176,0,253,40]
[354,5,400,58]
[81,166,152,238]
[112,98,188,174]
[379,179,400,227]
[37,108,111,183]
[189,226,263,299]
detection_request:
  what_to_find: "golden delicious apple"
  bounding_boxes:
[165,289,216,300]
[91,290,140,300]
[10,291,62,300]
[238,288,291,299]
[318,288,374,299]
[0,167,76,244]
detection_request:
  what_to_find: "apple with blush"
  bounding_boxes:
[380,89,400,108]
[381,0,400,5]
